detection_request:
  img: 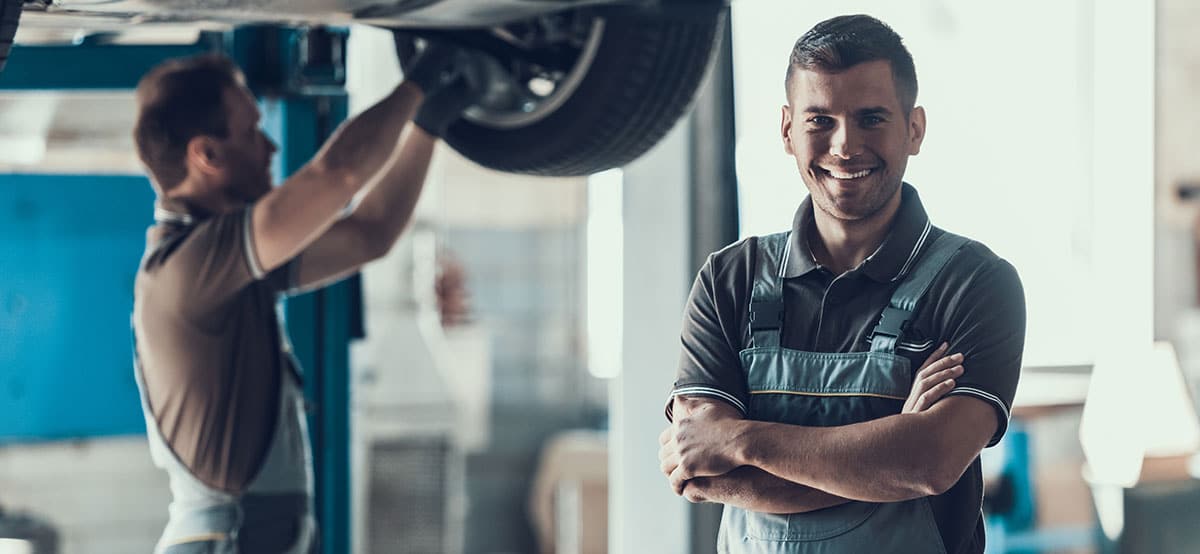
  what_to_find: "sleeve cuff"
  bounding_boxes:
[664,385,748,422]
[282,258,301,296]
[242,206,266,280]
[946,386,1011,447]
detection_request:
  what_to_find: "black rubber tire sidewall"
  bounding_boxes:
[443,10,726,176]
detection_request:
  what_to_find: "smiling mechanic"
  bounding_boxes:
[658,14,1026,554]
[131,41,484,553]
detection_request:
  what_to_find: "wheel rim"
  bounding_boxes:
[463,12,606,130]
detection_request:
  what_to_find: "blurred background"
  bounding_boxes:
[1,0,1198,552]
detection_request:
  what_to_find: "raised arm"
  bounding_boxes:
[249,43,463,275]
[249,81,424,275]
[287,55,485,292]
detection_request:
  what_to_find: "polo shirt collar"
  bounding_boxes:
[785,183,933,282]
[154,198,207,227]
[785,196,822,278]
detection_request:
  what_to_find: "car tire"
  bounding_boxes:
[0,0,20,72]
[407,9,726,176]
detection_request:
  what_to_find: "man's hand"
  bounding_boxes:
[394,34,491,138]
[412,52,488,138]
[903,342,964,413]
[659,400,746,495]
[396,35,462,95]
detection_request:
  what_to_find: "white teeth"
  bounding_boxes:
[827,168,873,179]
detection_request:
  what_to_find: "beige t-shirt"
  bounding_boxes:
[133,206,296,494]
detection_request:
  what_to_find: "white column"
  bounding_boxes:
[1090,0,1156,351]
[610,119,693,553]
[1079,0,1158,489]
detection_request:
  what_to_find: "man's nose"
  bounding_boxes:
[829,123,864,159]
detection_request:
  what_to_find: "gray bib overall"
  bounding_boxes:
[133,212,315,554]
[719,229,969,554]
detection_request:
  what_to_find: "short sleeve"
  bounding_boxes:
[941,258,1026,447]
[666,253,751,421]
[152,205,274,315]
[268,256,297,294]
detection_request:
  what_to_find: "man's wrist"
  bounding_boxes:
[730,419,759,467]
[408,124,437,142]
[397,80,425,101]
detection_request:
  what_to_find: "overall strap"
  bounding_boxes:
[869,231,970,353]
[749,232,791,348]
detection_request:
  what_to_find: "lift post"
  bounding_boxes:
[228,26,357,554]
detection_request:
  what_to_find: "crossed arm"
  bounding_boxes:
[658,345,998,512]
[661,397,846,514]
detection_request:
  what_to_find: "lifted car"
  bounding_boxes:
[3,0,728,176]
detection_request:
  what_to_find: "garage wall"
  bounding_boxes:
[0,437,168,552]
[0,173,168,551]
[0,174,152,440]
[1157,0,1200,392]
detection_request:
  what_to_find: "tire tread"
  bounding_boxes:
[444,11,726,176]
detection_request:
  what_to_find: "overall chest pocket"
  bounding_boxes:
[739,349,911,427]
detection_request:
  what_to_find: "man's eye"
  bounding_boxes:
[807,116,833,127]
[862,115,886,126]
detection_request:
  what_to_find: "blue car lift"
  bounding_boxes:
[0,26,357,554]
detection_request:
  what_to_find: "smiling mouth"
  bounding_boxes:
[821,167,875,180]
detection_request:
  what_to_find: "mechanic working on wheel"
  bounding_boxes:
[130,39,484,553]
[658,14,1025,554]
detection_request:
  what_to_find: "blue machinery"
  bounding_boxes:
[985,421,1097,554]
[0,27,357,554]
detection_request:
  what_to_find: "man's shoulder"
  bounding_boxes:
[932,228,1023,295]
[139,226,192,273]
[139,210,250,274]
[706,232,790,275]
[136,210,266,309]
[938,229,1016,274]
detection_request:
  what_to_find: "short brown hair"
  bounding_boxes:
[134,54,242,193]
[786,15,919,113]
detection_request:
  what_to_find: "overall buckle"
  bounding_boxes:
[870,306,911,340]
[749,301,785,331]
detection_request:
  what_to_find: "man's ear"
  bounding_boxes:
[907,106,927,156]
[781,105,795,156]
[186,136,222,176]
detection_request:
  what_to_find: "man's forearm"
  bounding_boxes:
[313,82,424,186]
[347,126,436,246]
[684,466,850,514]
[732,398,992,502]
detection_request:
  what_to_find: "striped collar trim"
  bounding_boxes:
[784,183,935,282]
[154,208,196,226]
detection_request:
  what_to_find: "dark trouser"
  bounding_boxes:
[162,531,318,554]
[162,541,227,554]
[162,494,316,554]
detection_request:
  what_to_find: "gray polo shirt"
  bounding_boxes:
[133,204,297,494]
[668,183,1026,554]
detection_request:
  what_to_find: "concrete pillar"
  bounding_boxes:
[610,119,693,553]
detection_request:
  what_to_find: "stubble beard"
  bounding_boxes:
[224,172,271,206]
[809,171,902,223]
